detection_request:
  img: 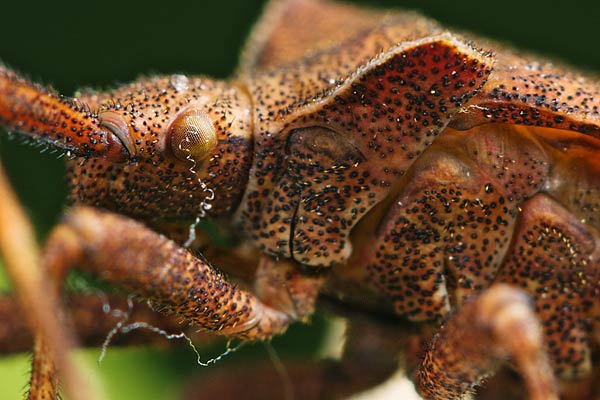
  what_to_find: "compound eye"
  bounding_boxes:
[169,108,217,163]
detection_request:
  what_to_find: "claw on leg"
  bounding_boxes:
[416,284,557,400]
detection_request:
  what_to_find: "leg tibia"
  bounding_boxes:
[44,207,290,340]
[417,284,557,400]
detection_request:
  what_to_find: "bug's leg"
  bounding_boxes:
[185,257,404,399]
[254,256,325,321]
[489,193,600,399]
[44,207,293,340]
[30,206,323,398]
[416,284,557,400]
[251,252,404,398]
[496,194,600,378]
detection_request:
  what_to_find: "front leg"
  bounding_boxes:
[31,206,321,399]
[44,207,292,340]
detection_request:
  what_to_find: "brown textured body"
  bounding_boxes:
[1,0,600,399]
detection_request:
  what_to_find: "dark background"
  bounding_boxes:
[0,0,598,398]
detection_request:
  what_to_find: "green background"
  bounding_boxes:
[0,0,598,398]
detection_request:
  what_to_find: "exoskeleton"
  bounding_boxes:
[1,0,600,399]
